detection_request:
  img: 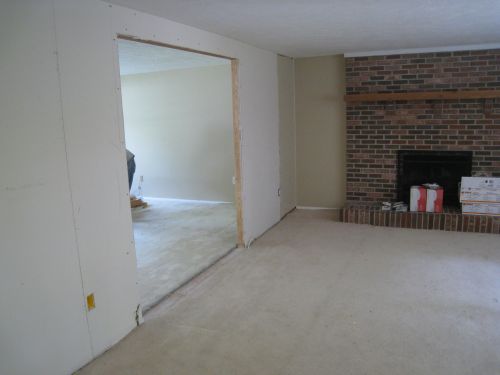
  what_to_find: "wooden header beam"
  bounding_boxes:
[344,90,500,103]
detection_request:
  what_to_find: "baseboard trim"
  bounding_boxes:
[296,206,340,210]
[142,197,233,204]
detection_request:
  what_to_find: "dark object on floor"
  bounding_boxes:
[126,149,136,191]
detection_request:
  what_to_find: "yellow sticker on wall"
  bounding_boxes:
[87,293,96,311]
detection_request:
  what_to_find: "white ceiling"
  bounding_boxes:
[109,0,500,57]
[118,39,229,76]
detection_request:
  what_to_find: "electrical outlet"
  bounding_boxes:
[278,188,281,197]
[139,175,144,183]
[86,293,96,311]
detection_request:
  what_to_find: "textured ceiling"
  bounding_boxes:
[109,0,500,57]
[118,39,229,76]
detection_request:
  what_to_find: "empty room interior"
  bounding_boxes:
[118,39,237,311]
[1,1,499,375]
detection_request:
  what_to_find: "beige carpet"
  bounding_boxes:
[132,198,237,312]
[78,209,500,375]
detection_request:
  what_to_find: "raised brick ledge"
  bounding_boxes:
[340,206,500,234]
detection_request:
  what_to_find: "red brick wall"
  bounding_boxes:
[345,49,500,204]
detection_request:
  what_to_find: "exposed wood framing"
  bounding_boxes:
[231,60,244,247]
[117,34,232,60]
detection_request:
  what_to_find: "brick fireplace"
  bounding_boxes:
[345,49,500,206]
[340,49,500,234]
[396,150,472,208]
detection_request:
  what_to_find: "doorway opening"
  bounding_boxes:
[116,37,242,312]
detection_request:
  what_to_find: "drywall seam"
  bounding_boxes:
[53,0,140,355]
[292,57,297,206]
[50,0,94,357]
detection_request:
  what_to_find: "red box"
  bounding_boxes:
[410,186,427,212]
[426,187,443,213]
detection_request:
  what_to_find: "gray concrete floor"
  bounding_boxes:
[132,198,237,311]
[78,209,500,375]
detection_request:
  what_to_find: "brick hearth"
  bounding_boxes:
[341,206,500,234]
[345,49,500,205]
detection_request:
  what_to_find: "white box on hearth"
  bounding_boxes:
[460,177,500,203]
[462,203,500,216]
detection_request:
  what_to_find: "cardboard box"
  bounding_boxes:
[460,188,500,203]
[410,186,427,212]
[462,203,500,216]
[460,177,500,203]
[461,177,500,190]
[426,187,443,213]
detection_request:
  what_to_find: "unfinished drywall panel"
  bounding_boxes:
[278,55,297,217]
[111,4,281,244]
[50,0,280,361]
[1,0,281,371]
[0,1,93,374]
[295,55,346,208]
[121,64,235,202]
[53,0,139,356]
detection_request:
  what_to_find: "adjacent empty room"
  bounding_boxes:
[118,39,238,311]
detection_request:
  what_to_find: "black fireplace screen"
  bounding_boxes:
[397,150,472,208]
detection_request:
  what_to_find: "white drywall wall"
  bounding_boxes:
[277,55,297,217]
[0,2,92,374]
[121,65,235,202]
[53,0,141,356]
[0,0,283,373]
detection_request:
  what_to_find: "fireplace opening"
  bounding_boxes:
[397,150,472,209]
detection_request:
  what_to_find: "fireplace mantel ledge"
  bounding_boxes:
[344,89,500,102]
